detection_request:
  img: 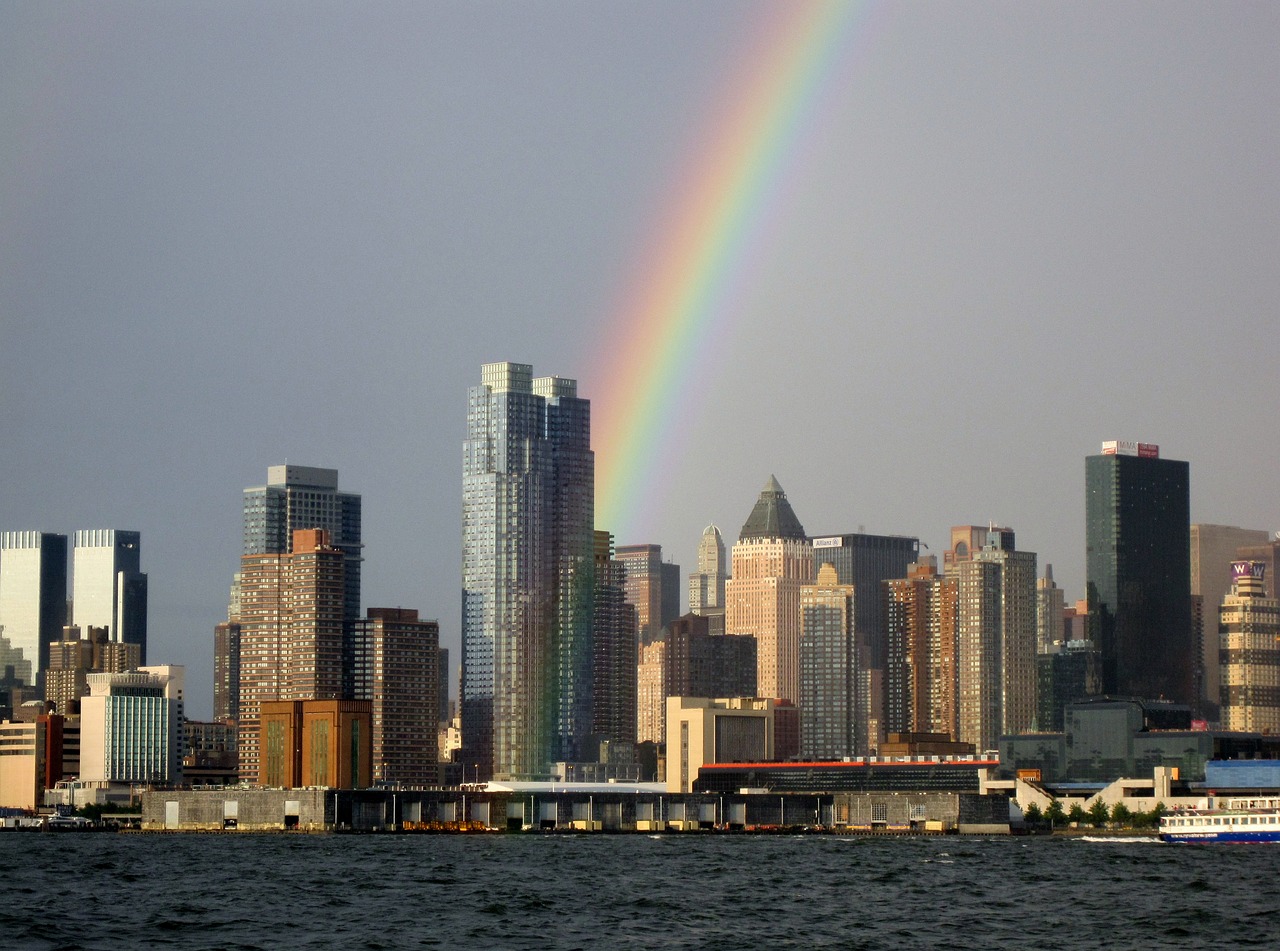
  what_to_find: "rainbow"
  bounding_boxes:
[591,0,879,540]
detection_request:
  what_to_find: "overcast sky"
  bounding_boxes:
[3,2,1278,719]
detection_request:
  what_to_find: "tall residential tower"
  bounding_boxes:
[462,362,594,781]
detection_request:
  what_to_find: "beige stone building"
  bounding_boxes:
[725,477,812,704]
[1220,561,1280,733]
[636,639,666,744]
[666,697,773,793]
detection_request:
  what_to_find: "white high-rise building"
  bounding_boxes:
[80,667,183,785]
[72,530,147,664]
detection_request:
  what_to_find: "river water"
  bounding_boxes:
[3,832,1276,950]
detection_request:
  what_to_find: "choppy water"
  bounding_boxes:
[3,832,1278,950]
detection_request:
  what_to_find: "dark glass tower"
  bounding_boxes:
[1086,445,1192,704]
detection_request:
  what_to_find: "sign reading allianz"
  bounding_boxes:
[812,536,844,549]
[1101,440,1159,458]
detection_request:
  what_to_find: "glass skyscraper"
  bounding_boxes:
[0,532,68,687]
[1086,443,1192,704]
[462,362,594,781]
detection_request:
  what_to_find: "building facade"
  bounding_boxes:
[0,532,68,689]
[688,524,727,623]
[241,465,362,621]
[800,564,856,759]
[1190,524,1270,718]
[236,529,346,783]
[1220,561,1280,733]
[725,476,812,705]
[883,557,958,742]
[1086,442,1193,704]
[79,668,183,785]
[461,363,594,780]
[591,532,637,746]
[971,531,1038,736]
[72,530,148,664]
[349,608,441,787]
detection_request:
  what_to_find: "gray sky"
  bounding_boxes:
[3,2,1278,719]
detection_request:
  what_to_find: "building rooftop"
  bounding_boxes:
[739,476,807,541]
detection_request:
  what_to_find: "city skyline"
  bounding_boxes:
[4,4,1279,719]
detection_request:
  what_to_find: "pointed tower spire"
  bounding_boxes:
[739,475,807,541]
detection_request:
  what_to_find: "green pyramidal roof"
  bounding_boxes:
[739,475,807,541]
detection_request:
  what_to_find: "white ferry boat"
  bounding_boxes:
[1160,797,1280,844]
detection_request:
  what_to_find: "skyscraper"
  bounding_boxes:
[953,558,1003,752]
[236,528,346,783]
[725,476,812,704]
[592,531,637,746]
[807,531,919,723]
[688,524,727,623]
[462,362,594,781]
[800,563,856,759]
[616,544,679,643]
[348,607,440,787]
[1036,564,1066,654]
[1219,561,1280,733]
[884,557,958,741]
[971,530,1038,736]
[1086,441,1192,703]
[71,530,147,664]
[0,532,68,688]
[241,466,362,620]
[1190,524,1269,718]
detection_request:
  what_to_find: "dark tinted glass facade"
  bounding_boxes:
[1085,453,1192,703]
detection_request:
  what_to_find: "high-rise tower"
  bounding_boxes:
[688,525,727,630]
[725,476,812,705]
[0,532,68,688]
[236,528,345,783]
[72,530,147,664]
[1086,441,1192,704]
[462,362,594,781]
[241,465,362,620]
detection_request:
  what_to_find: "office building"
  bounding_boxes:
[0,532,68,688]
[616,544,679,643]
[725,476,812,704]
[808,531,919,676]
[79,668,183,785]
[884,557,959,742]
[72,530,147,664]
[800,564,856,759]
[666,697,774,793]
[1190,524,1270,718]
[461,362,594,781]
[241,465,362,621]
[953,558,1003,753]
[1035,641,1102,732]
[213,621,241,723]
[592,532,637,746]
[349,608,440,787]
[1220,561,1280,734]
[636,639,666,745]
[688,524,727,627]
[666,613,757,700]
[236,528,345,784]
[971,530,1037,736]
[1086,441,1193,703]
[1036,564,1066,654]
